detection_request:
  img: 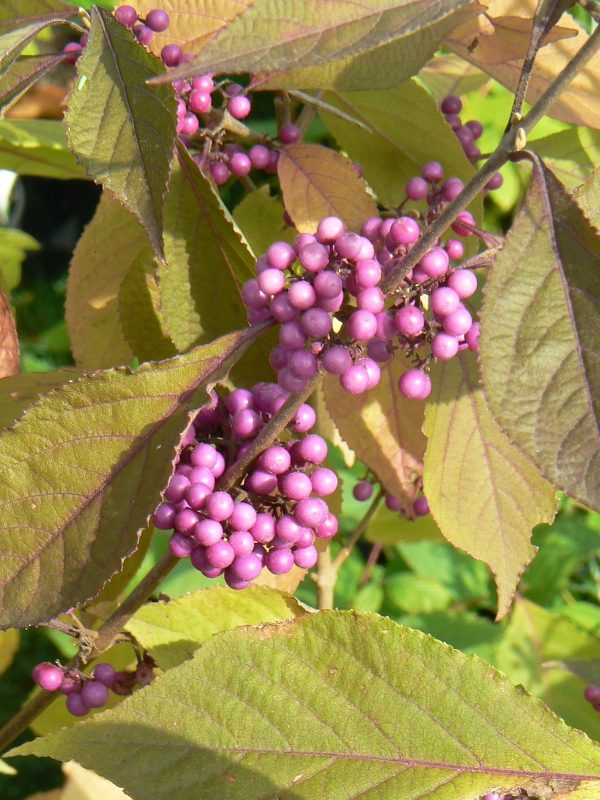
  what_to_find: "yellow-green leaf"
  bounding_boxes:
[126,586,306,669]
[11,612,600,799]
[0,120,85,180]
[575,166,600,225]
[423,353,556,619]
[480,161,600,512]
[0,627,19,675]
[233,186,292,256]
[531,128,600,190]
[277,143,377,232]
[0,327,261,628]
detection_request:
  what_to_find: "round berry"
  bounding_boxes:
[145,9,169,32]
[32,663,63,692]
[229,502,257,531]
[398,369,432,400]
[298,242,329,272]
[442,306,473,336]
[422,161,444,183]
[161,44,182,67]
[67,692,90,717]
[445,239,464,260]
[205,492,235,522]
[81,680,109,708]
[487,171,503,191]
[413,496,430,516]
[257,267,285,295]
[265,548,295,574]
[447,269,478,299]
[93,663,117,687]
[169,532,195,558]
[353,481,373,501]
[313,270,343,300]
[420,247,449,278]
[431,286,460,316]
[193,519,223,546]
[347,309,377,341]
[440,95,462,115]
[355,258,382,289]
[293,545,318,569]
[288,280,316,310]
[386,494,403,511]
[228,95,251,119]
[250,513,276,544]
[316,513,338,539]
[271,294,298,324]
[316,216,345,243]
[288,349,318,379]
[406,177,428,201]
[279,123,301,144]
[321,345,352,375]
[134,23,153,44]
[291,404,317,433]
[279,470,313,500]
[295,497,328,528]
[431,333,459,361]
[249,144,271,169]
[260,446,292,476]
[465,322,480,352]
[174,508,200,535]
[340,364,370,395]
[443,178,464,202]
[210,161,230,185]
[389,216,420,246]
[115,5,138,27]
[297,434,327,464]
[228,552,262,581]
[230,152,252,177]
[355,357,381,389]
[300,308,332,339]
[311,467,338,496]
[452,211,475,237]
[206,540,235,569]
[153,502,176,530]
[395,305,425,337]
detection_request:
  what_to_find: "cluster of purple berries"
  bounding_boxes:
[242,164,482,402]
[353,479,429,520]
[32,658,154,717]
[440,94,503,191]
[152,383,338,589]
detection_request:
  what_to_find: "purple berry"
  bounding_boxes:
[81,680,109,708]
[413,496,430,516]
[398,369,432,400]
[293,544,318,569]
[32,663,63,692]
[357,287,385,314]
[276,514,302,543]
[447,269,478,299]
[230,152,252,177]
[241,279,268,310]
[192,74,214,92]
[134,23,153,44]
[431,333,459,361]
[251,513,276,544]
[353,481,373,501]
[420,247,449,278]
[386,494,403,511]
[271,294,298,323]
[347,309,377,341]
[193,518,224,546]
[442,306,473,336]
[244,469,278,495]
[443,178,464,202]
[431,286,460,316]
[297,434,327,464]
[229,553,263,581]
[316,513,338,539]
[288,349,318,379]
[466,119,484,139]
[395,305,425,337]
[311,467,338,496]
[205,491,234,522]
[313,270,343,300]
[232,408,261,438]
[295,497,328,528]
[169,532,195,558]
[190,442,219,470]
[288,280,316,310]
[93,663,116,687]
[174,507,199,535]
[355,357,381,389]
[279,470,313,500]
[228,95,251,119]
[440,95,462,115]
[206,540,235,569]
[465,322,480,351]
[145,9,169,32]
[298,241,329,272]
[115,5,138,27]
[257,268,285,295]
[335,233,366,261]
[210,161,230,185]
[355,258,382,289]
[229,502,257,531]
[279,123,301,144]
[445,239,464,260]
[229,531,255,556]
[406,177,428,201]
[164,473,191,503]
[161,44,182,67]
[260,446,291,475]
[249,144,271,169]
[321,345,352,375]
[340,364,370,395]
[361,216,383,241]
[291,403,317,433]
[300,308,332,339]
[316,216,345,244]
[66,692,90,717]
[265,547,295,574]
[267,241,296,270]
[452,211,475,237]
[487,171,503,190]
[185,482,211,510]
[584,685,600,703]
[389,217,420,246]
[153,502,176,530]
[422,161,444,183]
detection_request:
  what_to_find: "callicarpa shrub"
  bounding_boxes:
[0,1,599,799]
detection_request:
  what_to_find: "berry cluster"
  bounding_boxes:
[243,162,482,402]
[584,684,600,712]
[353,479,429,520]
[440,94,503,191]
[32,658,154,717]
[152,383,338,589]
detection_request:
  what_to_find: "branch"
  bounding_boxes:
[383,20,600,293]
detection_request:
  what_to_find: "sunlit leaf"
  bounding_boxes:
[319,82,480,212]
[159,144,254,351]
[0,54,67,115]
[0,327,261,628]
[0,0,77,30]
[0,119,85,180]
[0,20,66,72]
[159,0,482,85]
[233,186,293,257]
[365,503,444,544]
[277,143,377,233]
[126,586,306,669]
[0,369,83,430]
[322,360,427,514]
[418,53,489,101]
[530,128,600,190]
[0,627,19,675]
[480,161,600,512]
[11,612,600,799]
[495,598,600,739]
[575,166,600,224]
[66,7,177,256]
[423,353,557,619]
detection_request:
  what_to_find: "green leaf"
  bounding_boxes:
[0,627,19,675]
[319,82,480,212]
[524,516,600,605]
[0,53,66,114]
[277,143,377,233]
[159,144,254,352]
[0,0,77,31]
[399,611,502,662]
[563,603,600,637]
[0,327,261,628]
[495,599,600,740]
[418,52,489,102]
[423,353,557,619]
[66,193,140,369]
[480,161,600,512]
[11,612,600,799]
[251,4,480,91]
[118,254,176,363]
[0,20,66,72]
[233,186,292,256]
[365,502,444,544]
[385,573,454,613]
[0,226,38,292]
[322,359,427,514]
[0,369,83,429]
[0,119,85,180]
[126,586,306,669]
[575,166,600,225]
[65,7,176,256]
[160,0,480,85]
[530,127,600,190]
